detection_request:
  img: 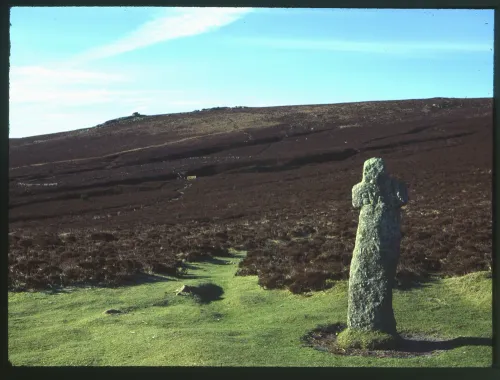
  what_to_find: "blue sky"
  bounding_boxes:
[10,7,494,138]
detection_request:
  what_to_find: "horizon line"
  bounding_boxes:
[9,96,492,140]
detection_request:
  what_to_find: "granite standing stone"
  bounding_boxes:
[347,157,408,335]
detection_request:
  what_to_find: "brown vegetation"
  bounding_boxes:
[8,98,492,292]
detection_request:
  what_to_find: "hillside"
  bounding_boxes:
[8,97,492,293]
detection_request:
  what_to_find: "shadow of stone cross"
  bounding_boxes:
[348,157,409,335]
[398,336,493,353]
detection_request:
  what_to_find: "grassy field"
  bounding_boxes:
[8,250,492,367]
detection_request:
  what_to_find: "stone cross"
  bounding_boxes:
[347,157,409,335]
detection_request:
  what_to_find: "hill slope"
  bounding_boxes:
[8,98,492,293]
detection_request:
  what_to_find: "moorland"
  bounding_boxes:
[9,97,492,293]
[8,97,493,366]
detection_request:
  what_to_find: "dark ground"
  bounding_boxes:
[300,323,493,358]
[8,97,492,292]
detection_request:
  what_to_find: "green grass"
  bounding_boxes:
[336,328,398,350]
[8,251,492,366]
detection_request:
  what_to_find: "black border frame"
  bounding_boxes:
[3,1,498,379]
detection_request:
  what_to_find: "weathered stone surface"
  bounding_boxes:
[347,157,408,335]
[175,284,195,296]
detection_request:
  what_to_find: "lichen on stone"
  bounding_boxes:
[347,157,409,335]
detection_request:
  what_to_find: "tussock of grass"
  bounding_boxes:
[336,328,398,350]
[441,271,491,309]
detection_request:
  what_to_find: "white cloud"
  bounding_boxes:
[10,65,128,84]
[9,7,254,137]
[68,7,252,64]
[9,63,209,136]
[9,64,191,106]
[236,37,493,55]
[9,65,131,106]
[8,63,229,137]
[11,87,114,106]
[9,96,205,138]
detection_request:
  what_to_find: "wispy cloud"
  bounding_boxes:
[8,63,226,137]
[10,7,254,136]
[68,7,252,64]
[10,65,131,105]
[10,65,128,84]
[236,37,493,55]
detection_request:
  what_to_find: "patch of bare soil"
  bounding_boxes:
[8,98,492,292]
[300,323,493,358]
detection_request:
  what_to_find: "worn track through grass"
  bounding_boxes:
[8,252,492,366]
